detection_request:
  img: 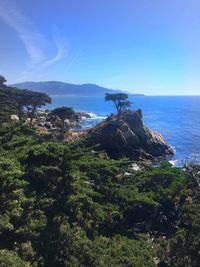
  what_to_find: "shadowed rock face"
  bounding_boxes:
[86,109,174,160]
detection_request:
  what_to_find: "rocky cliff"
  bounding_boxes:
[86,109,174,160]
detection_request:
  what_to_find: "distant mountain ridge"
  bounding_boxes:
[11,81,144,96]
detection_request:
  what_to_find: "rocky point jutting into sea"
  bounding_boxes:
[86,109,174,160]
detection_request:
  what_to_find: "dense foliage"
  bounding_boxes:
[0,122,200,266]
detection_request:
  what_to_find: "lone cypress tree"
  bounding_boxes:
[105,93,132,118]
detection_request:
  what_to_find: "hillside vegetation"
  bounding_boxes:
[0,122,200,266]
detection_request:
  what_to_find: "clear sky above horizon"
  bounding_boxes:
[0,0,200,95]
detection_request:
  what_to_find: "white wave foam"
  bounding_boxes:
[169,160,178,166]
[87,113,107,120]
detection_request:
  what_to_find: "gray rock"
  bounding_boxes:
[86,109,174,160]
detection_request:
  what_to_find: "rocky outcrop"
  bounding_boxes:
[86,109,174,160]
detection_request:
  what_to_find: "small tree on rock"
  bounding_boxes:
[105,93,132,118]
[51,107,76,139]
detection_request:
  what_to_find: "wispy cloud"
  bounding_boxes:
[66,50,82,72]
[41,25,69,68]
[0,3,69,75]
[0,5,47,64]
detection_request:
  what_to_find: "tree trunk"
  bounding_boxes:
[117,105,121,120]
[18,104,24,120]
[30,104,37,123]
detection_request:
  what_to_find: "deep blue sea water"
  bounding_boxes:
[47,95,200,165]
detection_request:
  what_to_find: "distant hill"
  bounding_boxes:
[11,81,144,96]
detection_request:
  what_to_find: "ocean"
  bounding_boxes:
[48,95,200,166]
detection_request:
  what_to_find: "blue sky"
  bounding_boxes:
[0,0,200,95]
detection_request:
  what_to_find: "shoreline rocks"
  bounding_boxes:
[33,110,91,133]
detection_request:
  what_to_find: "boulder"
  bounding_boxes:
[10,114,19,122]
[86,109,174,160]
